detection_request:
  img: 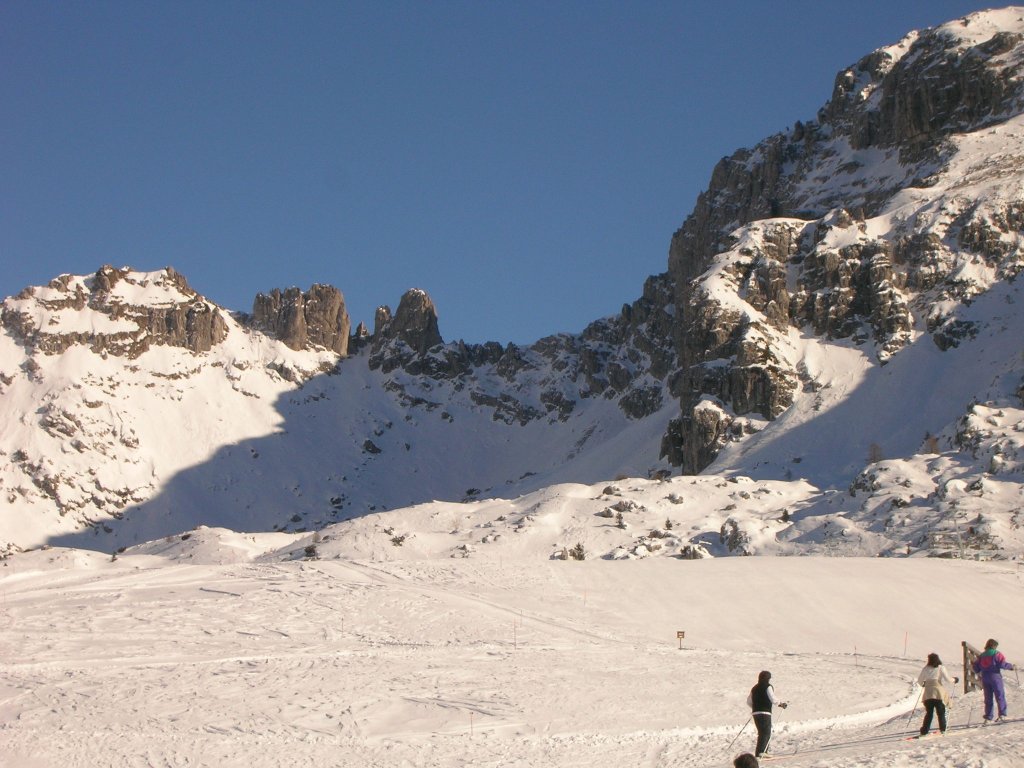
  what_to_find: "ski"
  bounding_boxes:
[975,716,1021,727]
[756,747,800,761]
[899,719,1022,741]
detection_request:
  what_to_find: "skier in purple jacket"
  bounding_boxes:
[972,638,1015,722]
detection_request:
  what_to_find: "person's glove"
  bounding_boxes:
[779,702,788,709]
[954,677,960,684]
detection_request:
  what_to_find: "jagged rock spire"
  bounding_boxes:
[369,289,444,370]
[250,284,350,355]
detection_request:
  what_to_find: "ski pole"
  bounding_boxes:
[904,689,922,732]
[726,716,751,752]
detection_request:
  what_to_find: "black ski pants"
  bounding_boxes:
[753,713,772,756]
[920,699,946,734]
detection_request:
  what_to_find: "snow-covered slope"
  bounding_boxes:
[0,267,677,553]
[2,536,1022,766]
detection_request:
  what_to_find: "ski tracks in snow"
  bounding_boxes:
[1,559,1022,767]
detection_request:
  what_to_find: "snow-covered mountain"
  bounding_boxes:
[663,6,1024,478]
[0,265,676,553]
[4,6,1024,560]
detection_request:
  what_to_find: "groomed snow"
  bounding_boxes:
[1,545,1022,767]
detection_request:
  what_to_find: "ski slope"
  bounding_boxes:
[1,536,1022,767]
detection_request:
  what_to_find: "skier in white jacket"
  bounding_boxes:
[917,652,958,736]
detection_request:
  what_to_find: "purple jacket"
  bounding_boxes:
[973,649,1014,679]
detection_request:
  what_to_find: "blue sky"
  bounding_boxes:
[0,1,1001,344]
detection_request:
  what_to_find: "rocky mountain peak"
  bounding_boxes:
[248,284,350,355]
[390,288,444,354]
[660,7,1024,474]
[823,10,1024,159]
[0,265,228,358]
[369,288,444,372]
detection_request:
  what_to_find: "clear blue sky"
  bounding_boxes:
[0,1,1000,344]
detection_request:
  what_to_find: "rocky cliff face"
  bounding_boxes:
[1,266,229,358]
[369,289,444,372]
[249,284,350,355]
[659,9,1024,473]
[364,276,677,426]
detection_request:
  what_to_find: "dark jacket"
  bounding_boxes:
[748,682,777,715]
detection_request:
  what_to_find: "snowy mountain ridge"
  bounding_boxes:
[4,6,1024,560]
[664,7,1024,472]
[0,263,678,553]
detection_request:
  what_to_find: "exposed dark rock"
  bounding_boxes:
[250,284,350,354]
[673,400,734,480]
[349,321,371,352]
[829,29,1024,161]
[391,289,443,354]
[368,290,444,373]
[363,273,680,426]
[371,290,442,355]
[932,319,980,350]
[658,17,1024,472]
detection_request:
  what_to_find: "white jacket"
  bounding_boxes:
[917,664,953,705]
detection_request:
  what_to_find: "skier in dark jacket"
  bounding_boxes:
[972,638,1015,722]
[746,670,787,758]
